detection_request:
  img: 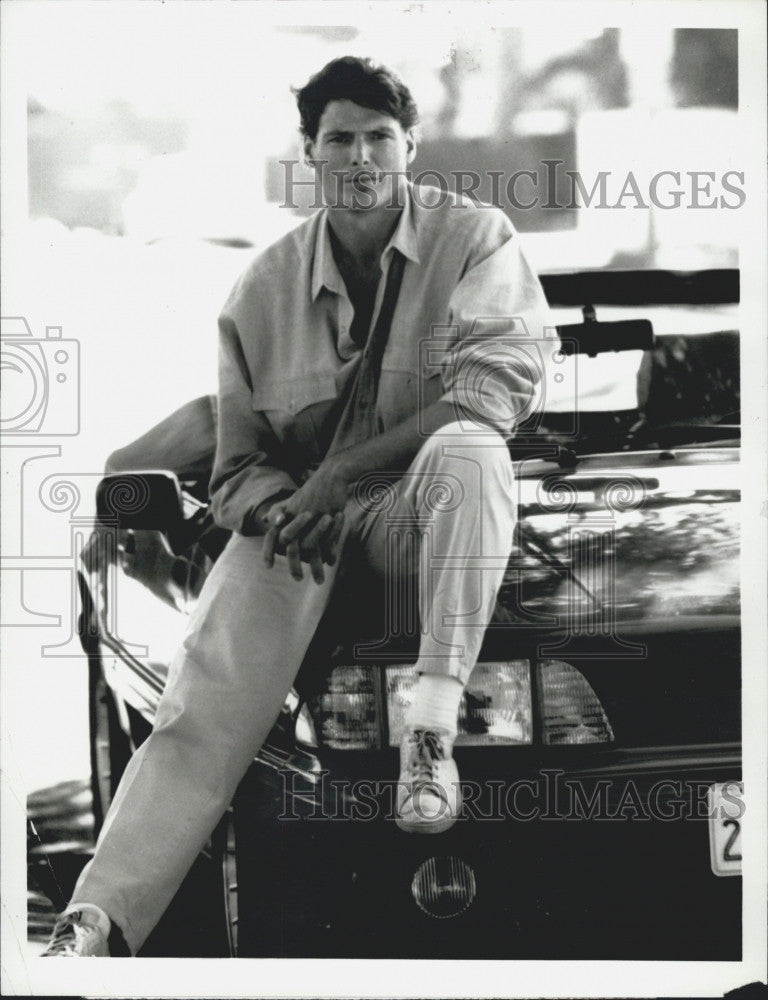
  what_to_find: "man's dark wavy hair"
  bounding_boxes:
[293,56,419,141]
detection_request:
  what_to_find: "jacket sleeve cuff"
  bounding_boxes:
[211,470,297,534]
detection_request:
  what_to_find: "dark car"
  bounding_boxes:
[76,267,741,960]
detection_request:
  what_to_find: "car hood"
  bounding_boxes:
[499,446,740,628]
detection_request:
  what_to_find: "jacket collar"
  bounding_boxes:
[311,184,420,302]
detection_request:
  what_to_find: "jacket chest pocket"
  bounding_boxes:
[251,374,340,467]
[251,373,339,417]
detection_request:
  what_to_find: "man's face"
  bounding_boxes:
[304,99,416,214]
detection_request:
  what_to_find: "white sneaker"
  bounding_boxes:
[41,905,111,957]
[396,728,461,834]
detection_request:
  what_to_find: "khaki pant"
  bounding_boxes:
[72,422,516,953]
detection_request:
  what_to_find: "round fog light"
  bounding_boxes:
[411,856,477,918]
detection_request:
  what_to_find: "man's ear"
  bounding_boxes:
[405,129,417,166]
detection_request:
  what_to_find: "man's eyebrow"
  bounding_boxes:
[321,125,397,138]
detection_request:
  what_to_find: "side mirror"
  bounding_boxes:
[96,471,184,535]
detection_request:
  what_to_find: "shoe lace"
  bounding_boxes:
[406,730,445,785]
[44,911,81,955]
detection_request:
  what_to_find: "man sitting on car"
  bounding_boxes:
[45,55,551,957]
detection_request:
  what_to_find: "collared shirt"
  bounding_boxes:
[211,186,553,534]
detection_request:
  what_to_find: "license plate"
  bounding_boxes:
[708,781,743,877]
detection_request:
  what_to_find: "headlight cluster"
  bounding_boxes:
[303,659,613,749]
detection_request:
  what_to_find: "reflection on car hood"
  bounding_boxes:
[498,447,740,627]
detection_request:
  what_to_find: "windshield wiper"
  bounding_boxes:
[645,420,740,448]
[516,522,598,606]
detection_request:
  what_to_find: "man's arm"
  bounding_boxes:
[210,314,297,534]
[266,398,494,581]
[325,399,487,483]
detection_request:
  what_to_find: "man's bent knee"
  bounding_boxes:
[419,420,509,467]
[403,420,513,522]
[415,420,511,482]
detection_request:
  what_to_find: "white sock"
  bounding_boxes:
[66,902,111,939]
[406,673,464,736]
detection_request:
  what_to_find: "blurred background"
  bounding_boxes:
[20,14,738,255]
[4,10,740,454]
[0,3,741,957]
